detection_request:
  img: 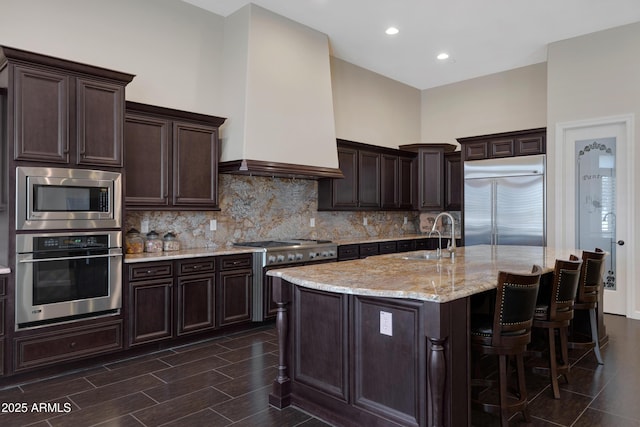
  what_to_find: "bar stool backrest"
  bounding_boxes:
[491,265,542,347]
[575,249,606,306]
[549,258,582,322]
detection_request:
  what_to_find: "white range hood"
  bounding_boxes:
[219,4,342,179]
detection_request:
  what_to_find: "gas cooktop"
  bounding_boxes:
[234,239,337,266]
[234,239,332,249]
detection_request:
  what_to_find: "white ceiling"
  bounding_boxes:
[181,0,640,90]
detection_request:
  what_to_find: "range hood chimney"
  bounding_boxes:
[219,4,342,179]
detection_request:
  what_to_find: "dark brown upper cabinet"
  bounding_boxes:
[318,139,417,211]
[380,154,398,209]
[457,128,546,161]
[1,46,134,167]
[381,153,416,210]
[124,102,226,210]
[444,151,462,211]
[357,149,381,208]
[330,145,358,209]
[399,143,457,211]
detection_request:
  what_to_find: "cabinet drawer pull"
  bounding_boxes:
[70,342,76,348]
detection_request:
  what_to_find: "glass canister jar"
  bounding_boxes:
[163,232,180,252]
[125,228,144,254]
[145,230,163,253]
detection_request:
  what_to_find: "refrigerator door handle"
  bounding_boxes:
[491,180,497,245]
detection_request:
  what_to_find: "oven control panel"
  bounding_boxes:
[35,235,109,250]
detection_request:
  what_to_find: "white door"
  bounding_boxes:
[557,116,632,316]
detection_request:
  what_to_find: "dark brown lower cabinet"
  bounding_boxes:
[337,244,359,261]
[15,321,123,371]
[358,242,379,258]
[128,261,174,346]
[397,240,415,252]
[176,258,216,336]
[378,241,397,254]
[177,273,215,335]
[129,278,173,346]
[127,255,254,346]
[128,258,219,345]
[216,254,253,327]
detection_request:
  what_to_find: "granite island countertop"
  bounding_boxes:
[268,245,580,303]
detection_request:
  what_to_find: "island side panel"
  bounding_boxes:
[272,278,470,426]
[293,286,349,402]
[352,296,427,427]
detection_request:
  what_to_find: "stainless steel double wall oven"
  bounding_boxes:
[14,167,123,328]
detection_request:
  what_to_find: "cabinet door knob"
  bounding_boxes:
[617,240,625,246]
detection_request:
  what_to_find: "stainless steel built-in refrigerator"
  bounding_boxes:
[463,154,546,246]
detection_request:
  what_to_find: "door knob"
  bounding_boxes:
[617,240,625,246]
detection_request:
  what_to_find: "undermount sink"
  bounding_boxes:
[401,251,443,260]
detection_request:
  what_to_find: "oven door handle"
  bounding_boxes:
[18,253,123,263]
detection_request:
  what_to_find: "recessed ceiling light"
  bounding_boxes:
[437,52,450,60]
[385,27,399,35]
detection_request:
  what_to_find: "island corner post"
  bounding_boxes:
[268,275,471,427]
[268,275,293,410]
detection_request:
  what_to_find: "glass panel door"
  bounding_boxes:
[575,137,616,290]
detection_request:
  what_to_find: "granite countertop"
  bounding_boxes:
[124,246,259,263]
[0,266,10,275]
[124,233,457,263]
[268,245,580,303]
[333,233,459,246]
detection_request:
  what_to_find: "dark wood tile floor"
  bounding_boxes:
[472,314,640,426]
[0,314,637,426]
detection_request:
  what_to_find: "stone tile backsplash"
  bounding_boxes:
[125,175,429,249]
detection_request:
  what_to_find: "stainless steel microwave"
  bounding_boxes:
[16,167,122,230]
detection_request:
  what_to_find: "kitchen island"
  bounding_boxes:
[267,245,578,427]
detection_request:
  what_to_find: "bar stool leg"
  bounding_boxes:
[589,308,604,364]
[516,353,530,422]
[559,326,570,383]
[499,355,509,427]
[548,328,561,399]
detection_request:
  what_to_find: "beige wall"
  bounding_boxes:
[0,0,417,158]
[0,0,225,115]
[331,57,421,148]
[420,63,548,146]
[547,22,640,318]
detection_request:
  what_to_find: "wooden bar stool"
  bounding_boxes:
[570,248,607,364]
[532,257,582,399]
[471,265,542,426]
